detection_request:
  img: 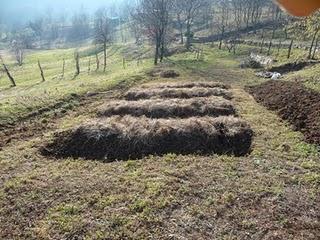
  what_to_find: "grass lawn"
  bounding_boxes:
[0,44,153,126]
[0,44,319,239]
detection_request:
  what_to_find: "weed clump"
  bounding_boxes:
[160,70,180,78]
[42,116,253,161]
[98,97,236,118]
[124,87,232,101]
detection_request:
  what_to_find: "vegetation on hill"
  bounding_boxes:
[1,0,320,239]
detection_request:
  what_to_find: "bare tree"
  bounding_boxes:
[11,40,24,66]
[178,0,208,50]
[230,0,265,30]
[287,39,293,59]
[129,17,143,45]
[173,1,184,44]
[94,8,112,72]
[215,0,230,49]
[133,0,173,65]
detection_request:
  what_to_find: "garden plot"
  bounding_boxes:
[124,87,232,100]
[41,116,253,161]
[247,80,320,146]
[42,81,253,161]
[97,97,236,118]
[141,81,231,90]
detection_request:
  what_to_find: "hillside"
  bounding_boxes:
[1,43,320,239]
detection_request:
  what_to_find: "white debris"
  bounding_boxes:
[256,71,281,80]
[271,72,281,80]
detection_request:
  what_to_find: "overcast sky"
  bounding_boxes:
[0,0,130,27]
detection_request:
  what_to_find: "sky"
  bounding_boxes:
[0,0,130,28]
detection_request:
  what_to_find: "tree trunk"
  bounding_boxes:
[160,30,166,62]
[154,39,160,65]
[267,41,272,55]
[260,36,265,53]
[287,39,293,59]
[177,13,184,44]
[38,60,45,82]
[312,37,319,59]
[122,58,126,69]
[96,53,100,71]
[88,58,91,74]
[103,41,107,72]
[219,26,225,50]
[75,51,80,76]
[271,28,276,40]
[277,40,282,55]
[185,16,192,50]
[61,59,65,78]
[308,31,318,59]
[233,41,237,55]
[284,26,288,39]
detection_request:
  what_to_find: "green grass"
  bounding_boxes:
[202,42,320,92]
[0,43,152,125]
[0,43,319,239]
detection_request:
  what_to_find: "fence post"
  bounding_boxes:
[38,60,46,82]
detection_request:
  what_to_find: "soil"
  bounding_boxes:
[246,80,320,146]
[268,61,319,75]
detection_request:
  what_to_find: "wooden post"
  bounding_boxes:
[1,58,16,87]
[75,51,80,76]
[88,58,91,74]
[123,58,126,69]
[312,37,319,59]
[61,58,65,78]
[95,53,100,71]
[287,39,293,59]
[308,31,318,59]
[277,40,282,55]
[260,36,265,53]
[267,41,272,56]
[103,42,107,72]
[38,60,45,82]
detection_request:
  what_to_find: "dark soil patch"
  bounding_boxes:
[98,97,236,118]
[268,61,319,75]
[142,81,231,90]
[42,116,253,161]
[246,80,320,145]
[124,87,232,101]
